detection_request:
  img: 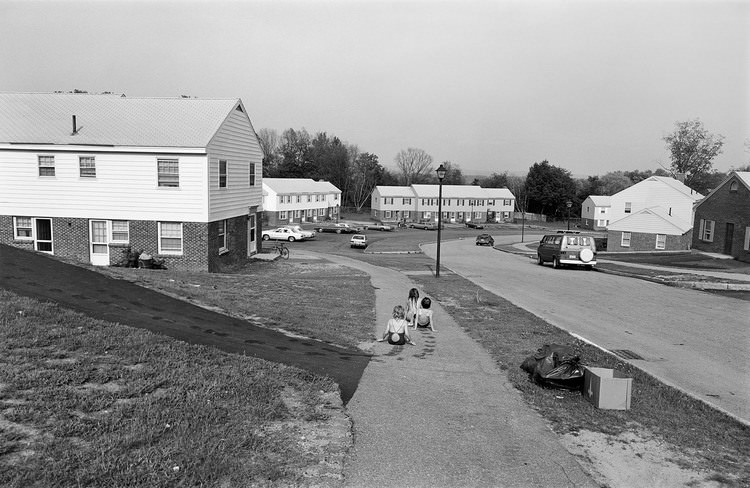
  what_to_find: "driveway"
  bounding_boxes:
[424,235,750,424]
[0,244,370,403]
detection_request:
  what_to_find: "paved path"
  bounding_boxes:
[0,244,369,403]
[305,251,596,487]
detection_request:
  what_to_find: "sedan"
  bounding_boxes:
[475,234,495,246]
[262,227,305,242]
[466,221,485,229]
[368,222,393,231]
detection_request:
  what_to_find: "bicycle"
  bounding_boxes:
[272,241,290,260]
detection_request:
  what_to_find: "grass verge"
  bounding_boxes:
[409,271,749,486]
[0,290,349,488]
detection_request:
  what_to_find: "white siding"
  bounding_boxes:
[0,149,209,221]
[609,179,696,226]
[206,107,263,221]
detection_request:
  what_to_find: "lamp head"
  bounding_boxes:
[436,164,447,181]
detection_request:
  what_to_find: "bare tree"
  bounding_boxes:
[349,152,384,211]
[257,128,280,176]
[394,148,433,185]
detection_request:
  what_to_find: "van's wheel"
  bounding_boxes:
[262,234,270,241]
[553,257,561,269]
[537,254,544,265]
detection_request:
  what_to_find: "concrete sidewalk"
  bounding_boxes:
[302,251,596,487]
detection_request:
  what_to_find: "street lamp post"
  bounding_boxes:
[435,164,446,277]
[566,200,572,231]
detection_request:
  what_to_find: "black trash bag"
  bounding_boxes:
[520,344,584,390]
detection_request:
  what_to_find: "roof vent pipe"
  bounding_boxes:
[72,115,78,135]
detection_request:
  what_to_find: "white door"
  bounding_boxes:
[247,214,257,256]
[35,218,53,253]
[90,220,110,266]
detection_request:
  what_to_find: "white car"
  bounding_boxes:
[262,227,304,242]
[283,225,316,239]
[350,234,368,248]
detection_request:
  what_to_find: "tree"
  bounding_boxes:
[599,171,633,195]
[309,132,350,197]
[394,148,433,185]
[506,175,527,212]
[257,128,281,177]
[429,161,464,185]
[525,160,577,217]
[478,172,509,188]
[277,128,312,178]
[663,118,724,192]
[348,152,385,211]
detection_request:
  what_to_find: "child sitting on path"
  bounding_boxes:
[414,297,436,331]
[377,305,416,345]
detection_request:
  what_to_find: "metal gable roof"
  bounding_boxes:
[0,92,241,148]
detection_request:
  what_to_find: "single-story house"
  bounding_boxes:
[606,207,693,252]
[262,178,341,227]
[0,92,263,272]
[371,184,515,224]
[692,171,750,263]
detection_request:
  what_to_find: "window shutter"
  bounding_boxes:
[699,219,705,240]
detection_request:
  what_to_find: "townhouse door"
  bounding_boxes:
[247,214,257,256]
[89,220,110,266]
[35,218,53,253]
[724,223,734,255]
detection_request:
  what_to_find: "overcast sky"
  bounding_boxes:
[1,0,747,177]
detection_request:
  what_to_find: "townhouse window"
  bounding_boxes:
[318,208,325,216]
[655,234,666,250]
[403,198,412,205]
[488,200,495,205]
[422,199,427,205]
[297,195,301,203]
[38,155,55,176]
[444,199,450,206]
[474,211,482,219]
[157,159,179,187]
[334,194,339,201]
[217,220,227,252]
[385,210,392,219]
[278,196,283,205]
[307,209,313,217]
[699,219,715,242]
[111,220,129,242]
[294,210,301,218]
[219,160,227,188]
[316,195,321,202]
[79,156,96,177]
[384,197,393,205]
[279,211,287,220]
[158,222,183,254]
[248,163,255,186]
[621,232,631,247]
[403,211,411,219]
[505,199,511,206]
[624,202,632,214]
[14,217,33,239]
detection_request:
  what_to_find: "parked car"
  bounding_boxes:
[536,231,597,269]
[283,225,316,240]
[409,222,443,230]
[315,223,362,234]
[367,222,394,231]
[475,234,495,246]
[350,234,368,248]
[262,227,305,242]
[466,221,485,229]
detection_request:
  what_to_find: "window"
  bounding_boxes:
[624,202,632,214]
[488,200,495,205]
[621,232,631,247]
[219,160,227,188]
[14,217,33,239]
[385,210,392,219]
[744,227,750,251]
[384,197,393,205]
[294,210,301,218]
[279,211,287,220]
[38,155,55,176]
[278,196,283,205]
[79,156,96,177]
[157,159,179,187]
[403,211,410,219]
[730,181,739,192]
[217,220,227,252]
[307,209,313,217]
[699,219,715,242]
[318,208,325,216]
[111,220,129,242]
[158,222,183,254]
[599,208,606,214]
[422,199,428,205]
[316,195,321,202]
[656,234,666,250]
[403,198,412,205]
[248,163,256,186]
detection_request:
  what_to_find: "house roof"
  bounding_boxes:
[375,186,415,197]
[694,171,750,210]
[263,178,340,194]
[586,195,611,206]
[0,92,243,148]
[607,206,692,235]
[640,176,703,199]
[410,184,514,199]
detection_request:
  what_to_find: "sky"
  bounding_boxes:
[1,0,748,177]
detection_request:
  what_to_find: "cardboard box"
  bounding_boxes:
[583,367,632,410]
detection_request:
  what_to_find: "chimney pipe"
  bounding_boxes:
[72,115,78,135]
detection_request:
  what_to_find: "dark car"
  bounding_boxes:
[466,221,485,229]
[475,234,495,246]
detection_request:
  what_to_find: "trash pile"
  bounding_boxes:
[113,247,166,269]
[520,344,584,390]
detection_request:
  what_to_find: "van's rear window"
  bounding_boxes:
[566,236,591,245]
